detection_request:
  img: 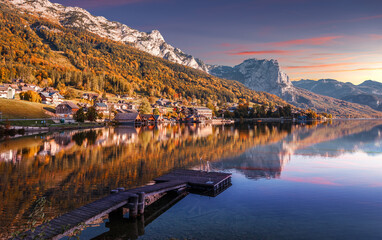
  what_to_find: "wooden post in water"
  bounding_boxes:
[128,194,139,218]
[138,192,145,215]
[137,215,145,236]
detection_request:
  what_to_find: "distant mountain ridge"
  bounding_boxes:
[293,79,382,111]
[209,59,382,117]
[6,0,209,72]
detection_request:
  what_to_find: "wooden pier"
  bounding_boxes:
[15,169,231,240]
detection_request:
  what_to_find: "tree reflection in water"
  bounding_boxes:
[1,120,382,238]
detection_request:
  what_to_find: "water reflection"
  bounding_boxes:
[1,120,382,238]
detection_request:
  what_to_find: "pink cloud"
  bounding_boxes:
[291,67,382,74]
[312,57,330,61]
[228,50,303,56]
[370,34,382,40]
[268,36,342,47]
[218,43,233,48]
[312,52,349,56]
[285,62,359,69]
[351,14,382,22]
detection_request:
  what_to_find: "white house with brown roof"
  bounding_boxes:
[0,85,16,99]
[40,92,64,105]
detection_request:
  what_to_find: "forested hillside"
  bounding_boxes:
[0,3,287,106]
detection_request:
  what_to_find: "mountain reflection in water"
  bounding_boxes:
[0,120,381,238]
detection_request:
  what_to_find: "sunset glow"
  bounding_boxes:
[51,0,382,84]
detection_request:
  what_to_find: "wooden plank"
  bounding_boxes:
[19,170,231,240]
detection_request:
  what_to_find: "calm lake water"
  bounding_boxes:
[1,120,382,239]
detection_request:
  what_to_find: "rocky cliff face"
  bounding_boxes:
[7,0,209,72]
[209,59,294,96]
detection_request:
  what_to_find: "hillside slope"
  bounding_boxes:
[0,3,288,106]
[0,99,52,119]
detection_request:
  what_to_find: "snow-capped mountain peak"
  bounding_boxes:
[6,0,209,72]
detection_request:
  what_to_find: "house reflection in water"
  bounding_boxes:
[1,121,382,239]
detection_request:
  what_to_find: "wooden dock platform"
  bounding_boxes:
[14,169,231,240]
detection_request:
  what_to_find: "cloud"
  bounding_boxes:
[311,53,349,56]
[370,34,382,40]
[268,36,342,47]
[312,57,330,61]
[218,43,234,48]
[285,62,358,69]
[291,67,382,74]
[325,67,382,73]
[228,50,302,56]
[351,14,382,22]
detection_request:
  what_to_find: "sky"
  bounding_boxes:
[51,0,382,84]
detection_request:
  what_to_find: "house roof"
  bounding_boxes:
[40,92,50,97]
[194,107,212,111]
[95,102,108,108]
[115,112,140,121]
[40,92,64,98]
[21,86,36,91]
[61,101,79,109]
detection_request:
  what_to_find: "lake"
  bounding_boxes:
[1,120,382,239]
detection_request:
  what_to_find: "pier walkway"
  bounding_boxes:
[16,169,231,240]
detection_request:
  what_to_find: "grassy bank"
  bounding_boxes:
[0,99,54,119]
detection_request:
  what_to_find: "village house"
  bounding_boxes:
[141,114,156,123]
[156,98,172,107]
[19,83,41,92]
[0,85,16,99]
[41,87,58,93]
[109,103,129,111]
[115,112,142,124]
[127,102,138,111]
[192,107,213,119]
[56,101,80,118]
[19,85,36,93]
[82,93,99,101]
[40,92,64,105]
[96,98,108,104]
[94,102,109,117]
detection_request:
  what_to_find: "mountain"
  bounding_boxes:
[208,59,294,96]
[359,80,382,95]
[209,59,382,118]
[6,0,209,72]
[0,2,288,106]
[293,79,382,111]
